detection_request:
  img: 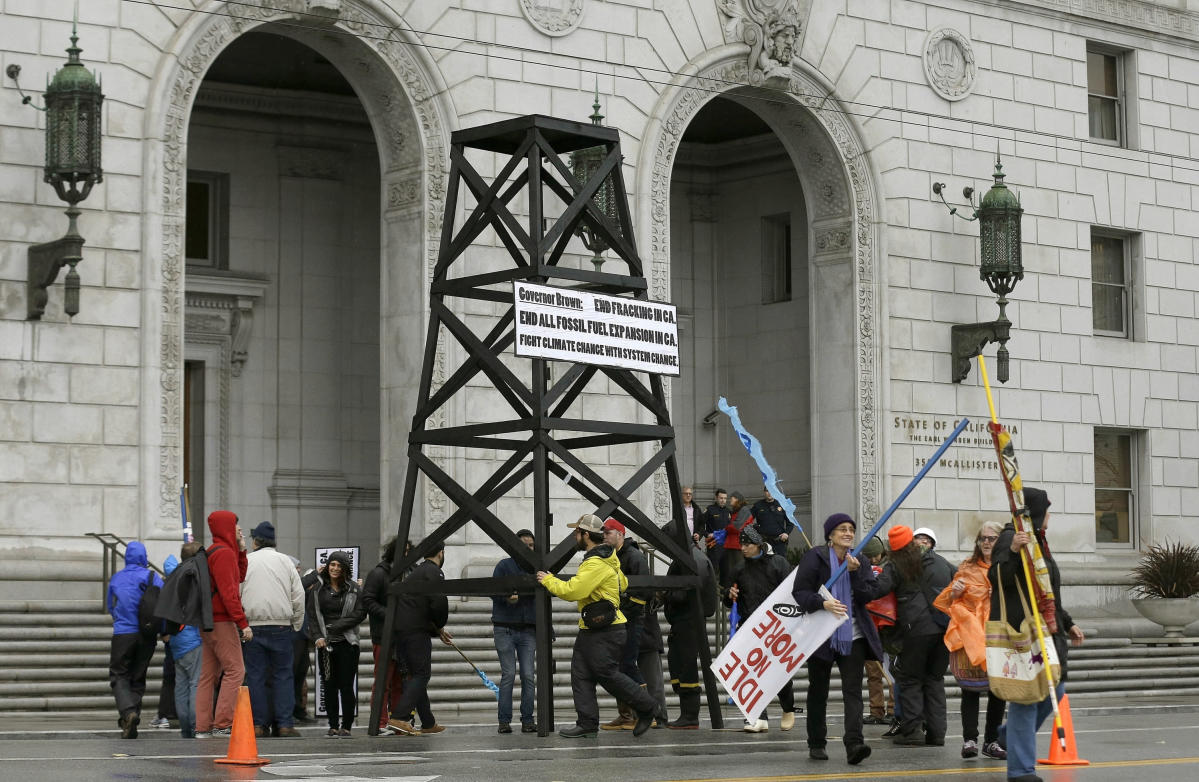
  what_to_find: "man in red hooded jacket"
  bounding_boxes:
[195,510,251,737]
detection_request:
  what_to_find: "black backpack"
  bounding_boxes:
[137,571,161,636]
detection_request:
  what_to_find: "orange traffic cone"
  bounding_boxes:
[1037,694,1089,766]
[214,686,270,767]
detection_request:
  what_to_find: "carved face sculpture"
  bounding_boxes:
[770,23,798,63]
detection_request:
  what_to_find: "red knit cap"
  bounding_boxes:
[888,525,914,551]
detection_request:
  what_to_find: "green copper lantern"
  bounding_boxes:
[977,157,1022,304]
[43,25,104,205]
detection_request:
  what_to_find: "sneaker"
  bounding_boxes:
[386,718,418,736]
[881,718,902,738]
[419,725,445,735]
[277,727,301,738]
[558,724,597,738]
[521,723,538,734]
[193,731,212,739]
[120,713,139,739]
[498,723,513,734]
[150,717,171,729]
[962,739,979,758]
[743,719,768,733]
[808,746,828,760]
[862,714,889,725]
[982,740,1007,760]
[780,711,795,731]
[211,727,231,736]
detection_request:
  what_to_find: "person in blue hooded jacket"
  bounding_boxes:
[163,544,204,738]
[107,540,163,739]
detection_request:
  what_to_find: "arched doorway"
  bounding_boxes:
[140,4,453,562]
[640,60,884,538]
[670,95,813,532]
[182,29,383,562]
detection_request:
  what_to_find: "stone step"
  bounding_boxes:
[4,600,1199,714]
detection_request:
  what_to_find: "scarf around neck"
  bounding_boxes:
[829,547,853,655]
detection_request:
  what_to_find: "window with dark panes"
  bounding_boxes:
[186,171,229,268]
[1087,49,1122,143]
[1095,429,1134,545]
[1091,231,1128,336]
[761,213,792,304]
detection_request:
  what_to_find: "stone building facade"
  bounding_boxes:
[2,0,1197,608]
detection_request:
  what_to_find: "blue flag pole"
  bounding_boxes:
[825,416,971,590]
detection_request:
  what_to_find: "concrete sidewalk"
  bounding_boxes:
[3,695,1198,740]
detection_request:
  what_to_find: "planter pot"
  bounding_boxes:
[1130,597,1199,637]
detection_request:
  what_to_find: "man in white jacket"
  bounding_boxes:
[241,521,306,737]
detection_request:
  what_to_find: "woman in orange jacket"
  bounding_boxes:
[934,521,1006,761]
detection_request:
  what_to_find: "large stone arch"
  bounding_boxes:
[636,45,886,525]
[138,0,456,533]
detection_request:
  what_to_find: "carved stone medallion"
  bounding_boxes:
[519,0,585,37]
[923,27,976,102]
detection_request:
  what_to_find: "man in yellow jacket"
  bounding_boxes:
[537,514,659,738]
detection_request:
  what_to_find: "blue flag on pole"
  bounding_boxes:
[717,397,802,541]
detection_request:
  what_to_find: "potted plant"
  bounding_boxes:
[1129,541,1199,637]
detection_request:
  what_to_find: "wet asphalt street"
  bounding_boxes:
[1,702,1197,782]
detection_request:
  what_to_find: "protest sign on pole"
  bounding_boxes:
[711,570,846,723]
[513,281,680,375]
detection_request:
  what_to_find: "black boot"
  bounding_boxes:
[667,690,701,729]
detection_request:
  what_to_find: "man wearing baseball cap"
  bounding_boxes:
[599,518,663,730]
[537,514,659,738]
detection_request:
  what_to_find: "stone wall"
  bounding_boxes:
[1,0,1198,583]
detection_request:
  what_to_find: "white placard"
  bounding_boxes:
[513,281,680,376]
[711,572,847,723]
[314,546,360,582]
[311,545,361,719]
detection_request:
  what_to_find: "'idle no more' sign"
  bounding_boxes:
[513,281,680,376]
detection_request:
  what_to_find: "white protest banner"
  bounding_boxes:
[513,281,680,375]
[314,546,360,582]
[312,546,360,718]
[711,571,847,723]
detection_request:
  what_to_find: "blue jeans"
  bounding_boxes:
[242,625,295,728]
[1001,682,1064,778]
[173,646,201,738]
[493,625,535,725]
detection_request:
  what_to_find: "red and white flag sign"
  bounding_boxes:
[711,570,846,723]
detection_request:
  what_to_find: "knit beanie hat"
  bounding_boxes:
[888,525,914,551]
[823,512,855,541]
[862,535,885,559]
[1024,487,1051,528]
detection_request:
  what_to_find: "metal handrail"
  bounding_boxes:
[86,532,165,607]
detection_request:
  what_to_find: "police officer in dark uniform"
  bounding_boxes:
[702,489,732,581]
[751,486,793,556]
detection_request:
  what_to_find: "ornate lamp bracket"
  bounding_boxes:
[951,318,1010,384]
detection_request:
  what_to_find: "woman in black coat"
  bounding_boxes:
[873,525,955,746]
[791,513,883,766]
[308,551,366,737]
